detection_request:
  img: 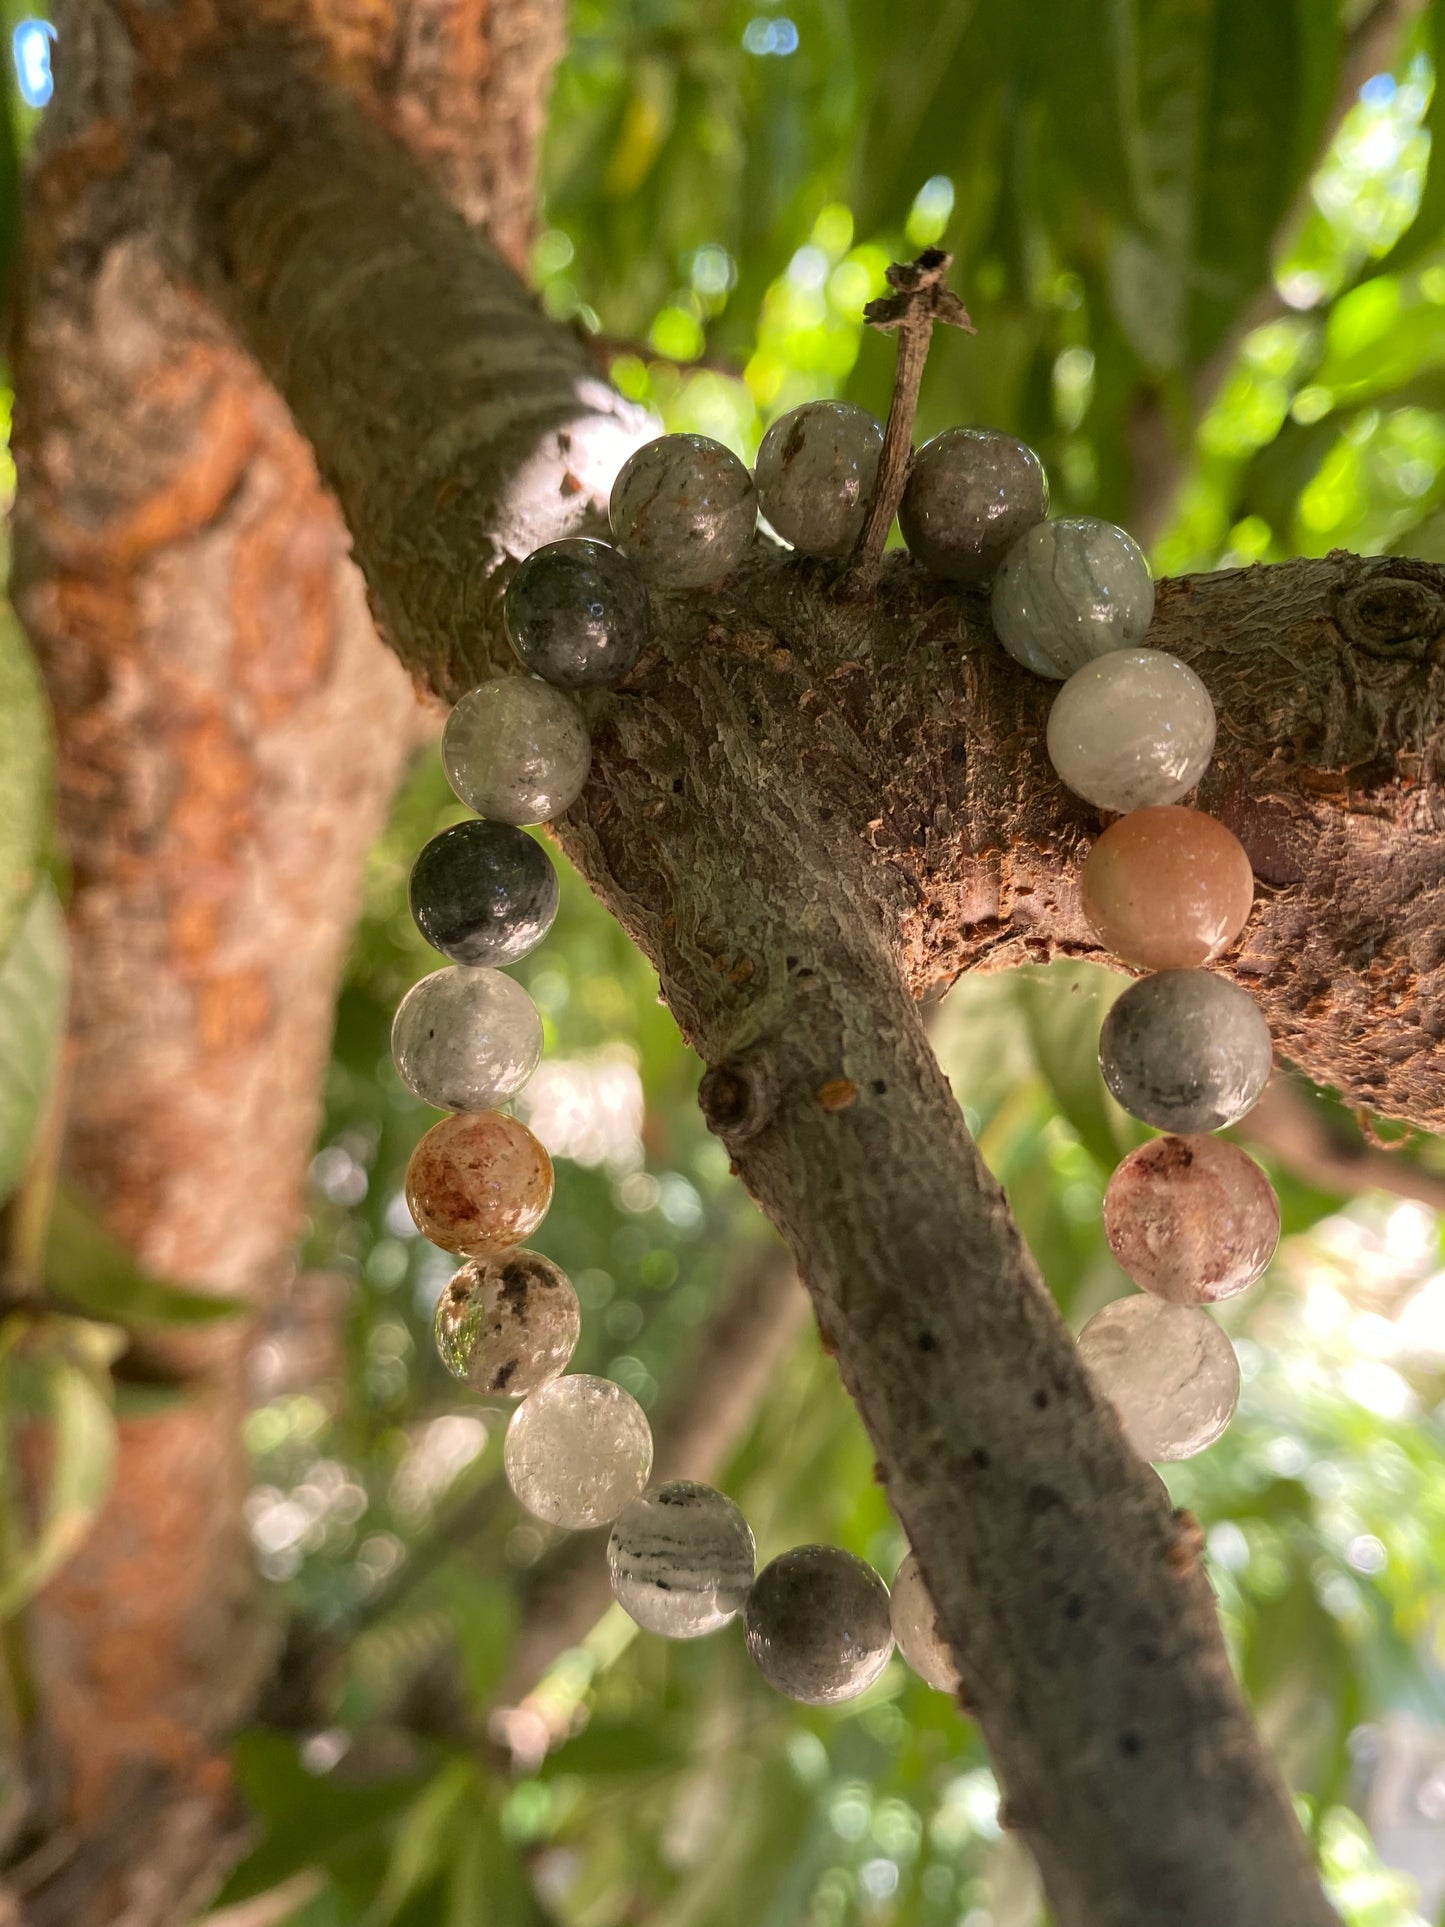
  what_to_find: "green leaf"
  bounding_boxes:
[1009,960,1137,1171]
[1377,0,1445,276]
[44,1183,245,1328]
[540,1716,688,1779]
[0,611,53,969]
[367,1760,479,1927]
[0,881,67,1202]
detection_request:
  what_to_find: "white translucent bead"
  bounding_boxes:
[504,1374,653,1529]
[434,1250,580,1397]
[610,434,757,588]
[1047,649,1216,812]
[391,966,542,1113]
[754,401,883,556]
[607,1481,756,1637]
[1077,1296,1239,1462]
[442,679,591,825]
[744,1546,893,1705]
[992,517,1155,680]
[890,1552,960,1693]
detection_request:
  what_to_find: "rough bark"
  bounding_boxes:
[3,3,567,1920]
[19,11,1445,1927]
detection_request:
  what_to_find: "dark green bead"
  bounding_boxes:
[505,537,649,688]
[409,820,558,967]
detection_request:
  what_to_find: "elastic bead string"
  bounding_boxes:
[392,407,1279,1707]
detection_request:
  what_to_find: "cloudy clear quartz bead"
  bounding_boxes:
[443,680,591,825]
[504,1375,653,1529]
[1077,1296,1239,1462]
[434,1250,580,1397]
[1047,649,1216,812]
[992,516,1155,679]
[610,434,757,587]
[391,966,542,1113]
[890,1553,960,1693]
[754,400,883,555]
[744,1546,893,1705]
[1099,969,1273,1133]
[607,1481,756,1637]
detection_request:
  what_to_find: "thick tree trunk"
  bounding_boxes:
[13,7,1445,1926]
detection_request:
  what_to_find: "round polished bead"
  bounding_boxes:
[505,538,649,688]
[442,680,591,825]
[1077,1296,1239,1462]
[991,517,1155,679]
[391,966,542,1113]
[1104,1136,1280,1306]
[607,1481,756,1637]
[504,1375,653,1529]
[1099,969,1272,1133]
[890,1552,960,1694]
[410,820,558,967]
[754,401,883,556]
[434,1249,580,1396]
[899,428,1048,583]
[610,434,756,587]
[404,1110,553,1255]
[744,1546,893,1705]
[1047,649,1216,813]
[1081,807,1255,971]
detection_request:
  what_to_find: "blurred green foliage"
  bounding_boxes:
[1,2,1445,1924]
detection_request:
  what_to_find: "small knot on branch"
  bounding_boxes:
[863,248,976,337]
[698,1053,777,1144]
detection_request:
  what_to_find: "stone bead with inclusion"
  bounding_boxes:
[607,1481,756,1637]
[404,1110,553,1255]
[504,1374,653,1529]
[442,679,591,825]
[505,538,649,688]
[410,820,558,967]
[1047,649,1216,813]
[1077,1296,1239,1462]
[1104,1136,1280,1306]
[610,434,757,588]
[1099,969,1272,1133]
[744,1546,893,1705]
[390,966,542,1113]
[898,428,1048,583]
[754,400,883,556]
[890,1553,960,1694]
[991,516,1155,679]
[1081,806,1255,971]
[434,1249,580,1396]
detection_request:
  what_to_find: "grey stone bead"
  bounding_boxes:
[610,433,757,587]
[391,964,542,1112]
[754,400,883,556]
[1046,648,1216,812]
[899,428,1049,583]
[991,517,1156,679]
[443,679,591,825]
[744,1545,893,1705]
[434,1249,580,1397]
[607,1481,756,1638]
[1099,970,1273,1133]
[409,820,558,967]
[505,538,649,689]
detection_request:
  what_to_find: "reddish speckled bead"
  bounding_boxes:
[1103,1135,1279,1305]
[404,1111,553,1255]
[1081,806,1255,971]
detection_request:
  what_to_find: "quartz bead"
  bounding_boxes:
[890,1552,960,1694]
[434,1249,580,1396]
[607,1481,756,1637]
[391,966,542,1113]
[504,1374,653,1529]
[505,538,649,688]
[1081,806,1254,971]
[610,434,757,587]
[1047,649,1216,813]
[1099,969,1272,1133]
[1104,1135,1279,1306]
[991,517,1155,679]
[410,820,558,967]
[1077,1296,1239,1462]
[404,1110,553,1255]
[754,401,883,556]
[442,679,591,825]
[899,428,1048,583]
[744,1546,893,1705]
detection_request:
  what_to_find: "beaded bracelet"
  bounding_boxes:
[393,399,1278,1710]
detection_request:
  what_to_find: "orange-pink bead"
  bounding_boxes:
[404,1110,553,1255]
[1080,806,1254,971]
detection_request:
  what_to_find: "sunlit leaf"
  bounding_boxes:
[0,880,66,1202]
[43,1183,245,1329]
